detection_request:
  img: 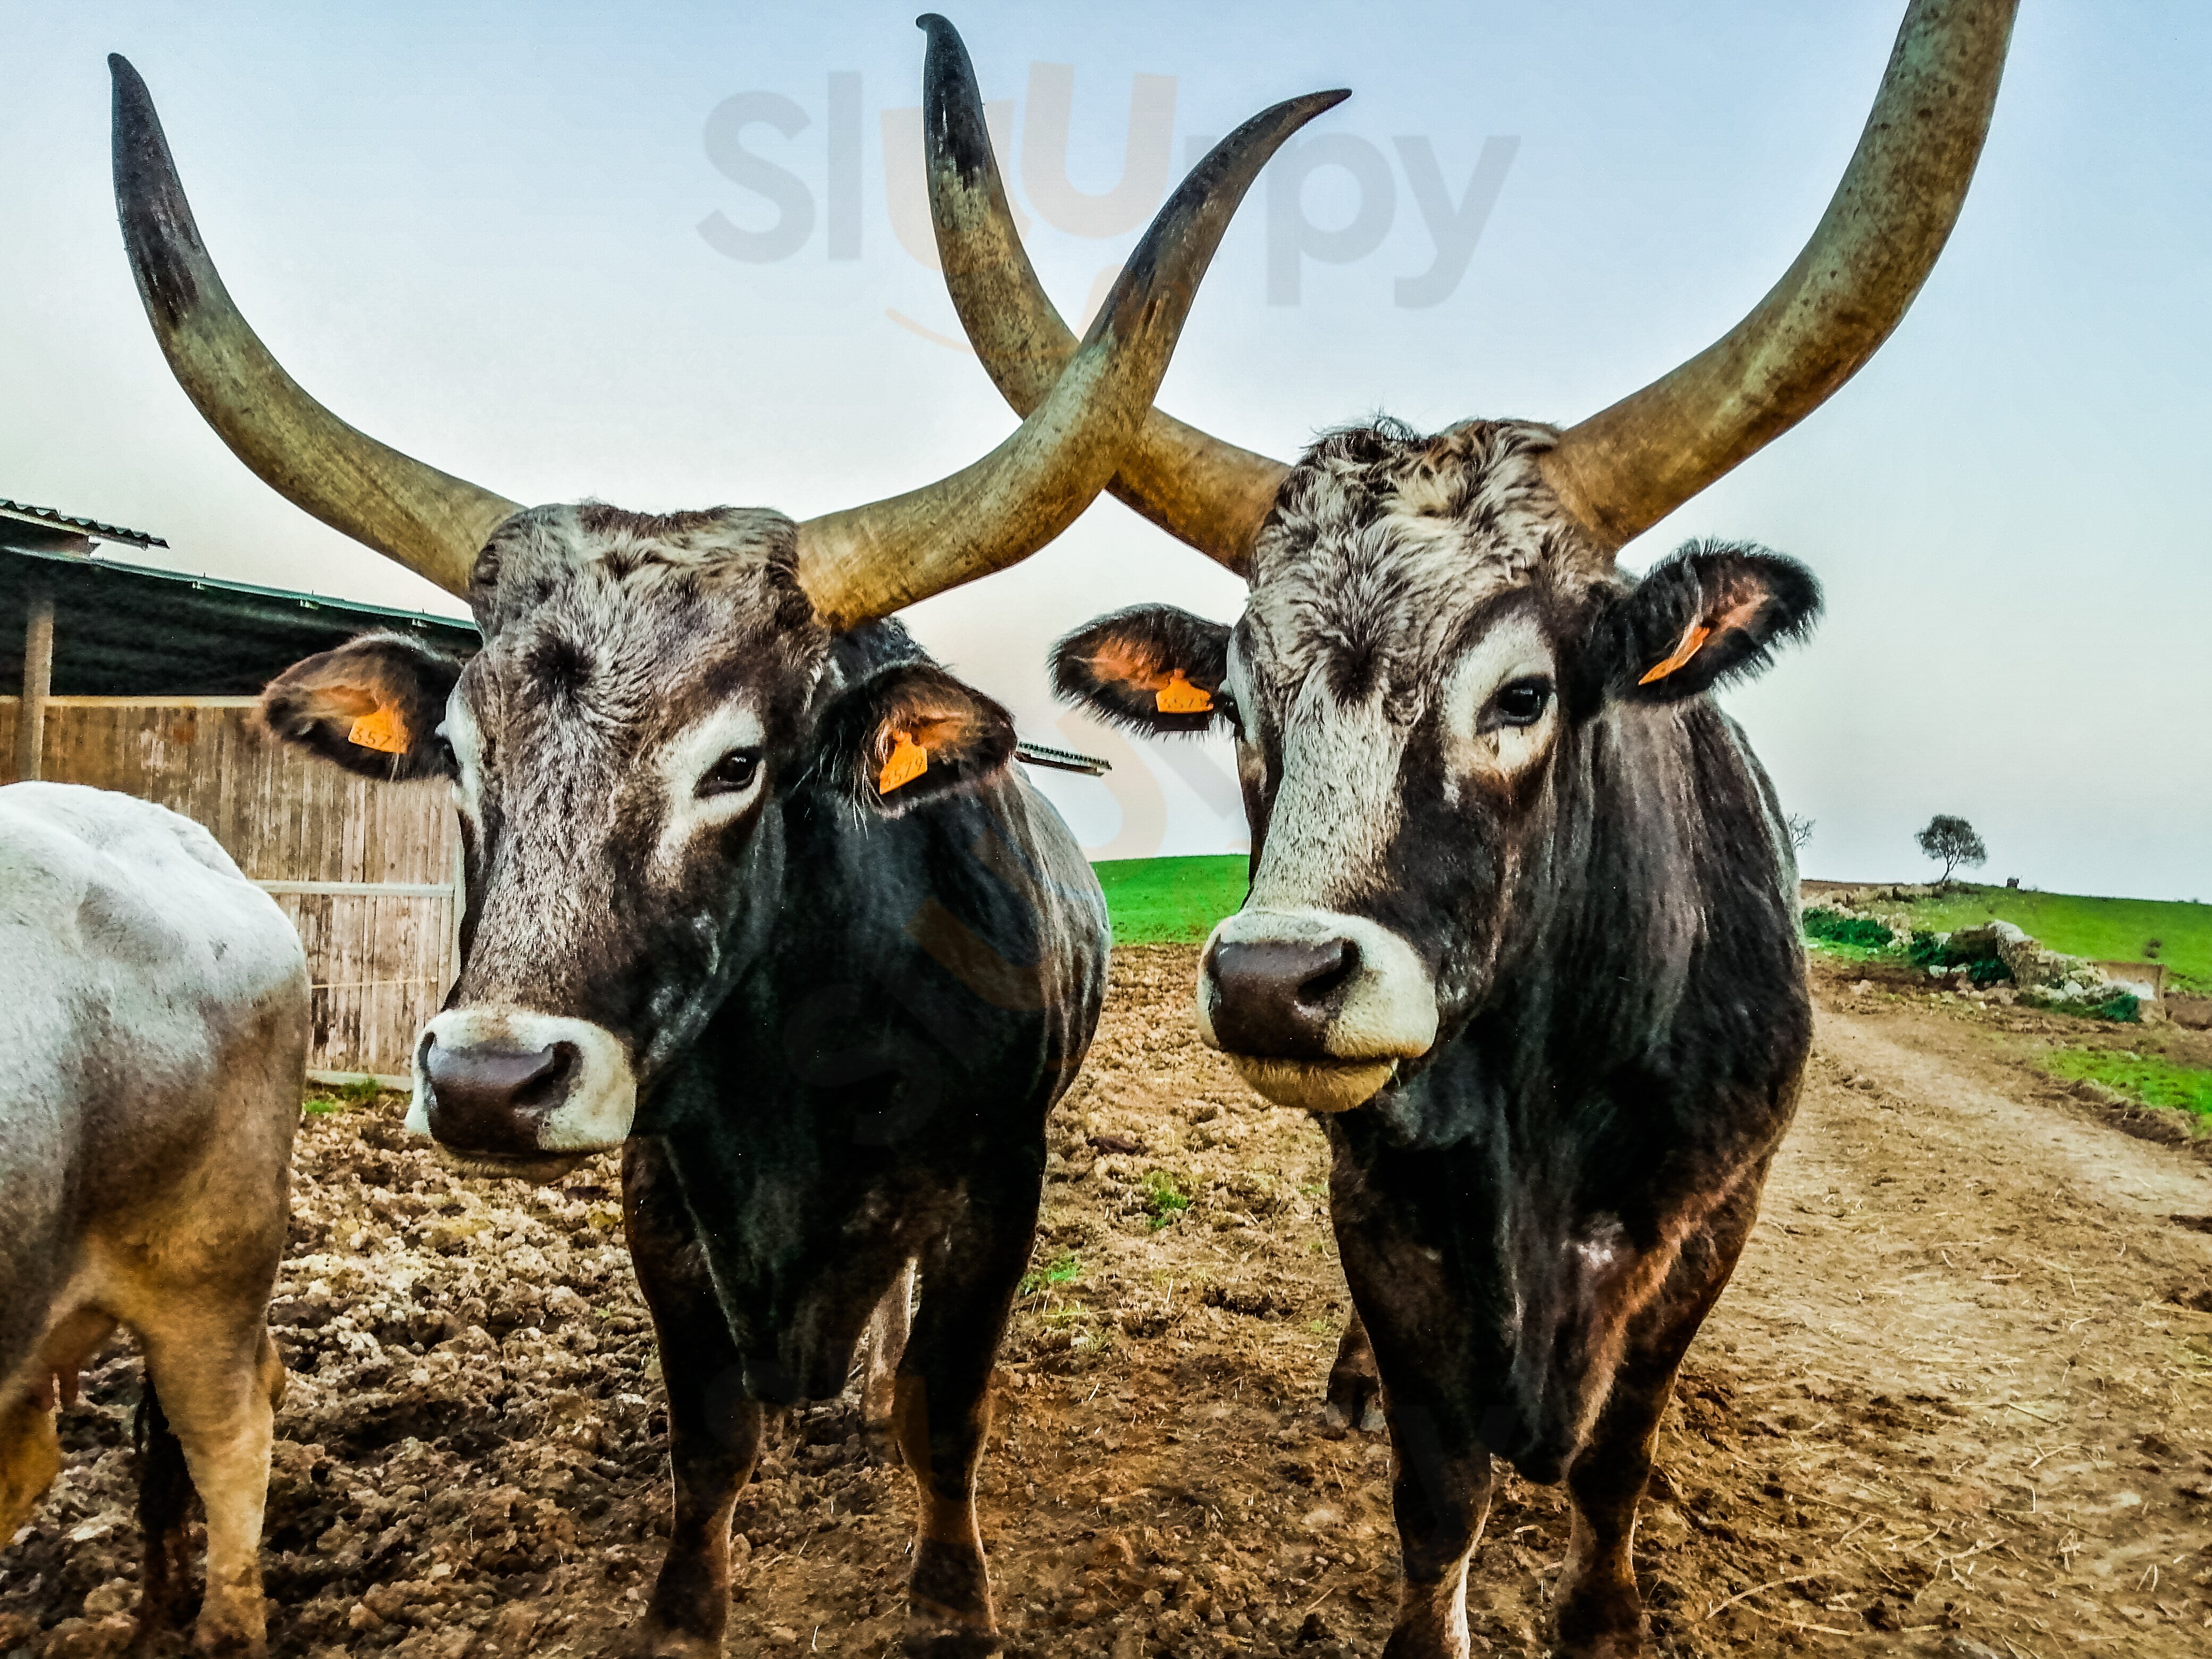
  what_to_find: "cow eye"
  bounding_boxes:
[700,749,763,797]
[1491,677,1553,726]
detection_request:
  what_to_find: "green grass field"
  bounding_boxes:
[1098,860,2212,994]
[1885,886,2212,994]
[1096,854,1249,944]
[2040,1048,2212,1122]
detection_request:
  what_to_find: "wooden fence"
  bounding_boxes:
[1,696,459,1082]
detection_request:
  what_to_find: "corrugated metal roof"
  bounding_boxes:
[2,543,479,696]
[0,498,167,548]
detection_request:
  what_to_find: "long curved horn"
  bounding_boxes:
[794,73,1345,627]
[1541,0,2017,550]
[914,14,1289,578]
[112,56,519,597]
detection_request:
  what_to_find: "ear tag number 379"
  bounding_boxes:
[1156,671,1213,714]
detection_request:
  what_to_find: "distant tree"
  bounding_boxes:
[1786,814,1815,854]
[1915,815,1987,888]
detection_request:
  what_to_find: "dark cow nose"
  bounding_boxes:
[1205,936,1359,1058]
[421,1038,578,1153]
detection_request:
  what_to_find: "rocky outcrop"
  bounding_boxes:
[1803,893,2163,1020]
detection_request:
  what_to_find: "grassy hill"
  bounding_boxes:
[1883,886,2212,994]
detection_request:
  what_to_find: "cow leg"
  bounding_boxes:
[894,1187,1037,1658]
[135,1368,197,1640]
[1552,1178,1763,1659]
[0,1386,63,1546]
[1374,1390,1494,1659]
[860,1258,916,1458]
[2,1310,117,1544]
[1325,1308,1386,1432]
[625,1138,763,1659]
[136,1317,284,1655]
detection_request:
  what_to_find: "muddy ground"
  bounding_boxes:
[5,946,2210,1658]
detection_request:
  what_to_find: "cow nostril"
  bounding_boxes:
[513,1042,580,1110]
[422,1037,576,1152]
[1295,939,1358,1011]
[1205,936,1363,1059]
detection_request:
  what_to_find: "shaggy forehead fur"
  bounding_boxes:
[464,502,830,733]
[1244,419,1618,711]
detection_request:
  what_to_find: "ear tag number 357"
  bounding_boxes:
[879,730,929,794]
[347,705,409,753]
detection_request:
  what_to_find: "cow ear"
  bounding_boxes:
[814,662,1018,819]
[1049,605,1232,736]
[261,632,465,781]
[1605,541,1822,704]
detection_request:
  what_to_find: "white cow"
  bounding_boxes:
[0,783,307,1653]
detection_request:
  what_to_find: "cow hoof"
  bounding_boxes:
[1327,1389,1380,1442]
[188,1620,266,1658]
[862,1418,905,1468]
[629,1626,722,1659]
[901,1622,1001,1659]
[1549,1597,1646,1658]
[903,1569,998,1658]
[1548,1639,1644,1659]
[1323,1369,1385,1434]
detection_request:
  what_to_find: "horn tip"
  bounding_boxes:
[109,53,156,133]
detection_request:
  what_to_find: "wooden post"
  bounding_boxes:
[14,597,53,783]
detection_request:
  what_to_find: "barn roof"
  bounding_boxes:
[0,498,167,549]
[1,543,480,697]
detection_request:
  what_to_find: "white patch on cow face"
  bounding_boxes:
[652,702,768,874]
[1438,613,1559,798]
[1222,635,1257,744]
[1244,681,1406,914]
[408,1006,636,1152]
[441,691,484,820]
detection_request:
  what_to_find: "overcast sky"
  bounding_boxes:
[4,2,2206,898]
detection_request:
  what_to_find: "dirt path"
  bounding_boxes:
[4,950,2209,1658]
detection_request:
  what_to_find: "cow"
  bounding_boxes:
[1,782,308,1655]
[916,3,2016,1655]
[108,41,1343,1657]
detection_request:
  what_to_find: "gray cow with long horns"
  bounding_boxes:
[110,40,1342,1657]
[919,3,2015,1655]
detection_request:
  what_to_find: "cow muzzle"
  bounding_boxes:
[1196,909,1438,1113]
[409,1009,636,1176]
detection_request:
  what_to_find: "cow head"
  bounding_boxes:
[919,1,2010,1111]
[112,47,1345,1171]
[260,510,1025,1170]
[1052,424,1821,1109]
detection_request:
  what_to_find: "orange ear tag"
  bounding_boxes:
[879,730,929,794]
[347,703,409,753]
[1637,622,1712,686]
[1155,671,1213,714]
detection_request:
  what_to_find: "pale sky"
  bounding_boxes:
[4,2,2206,898]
